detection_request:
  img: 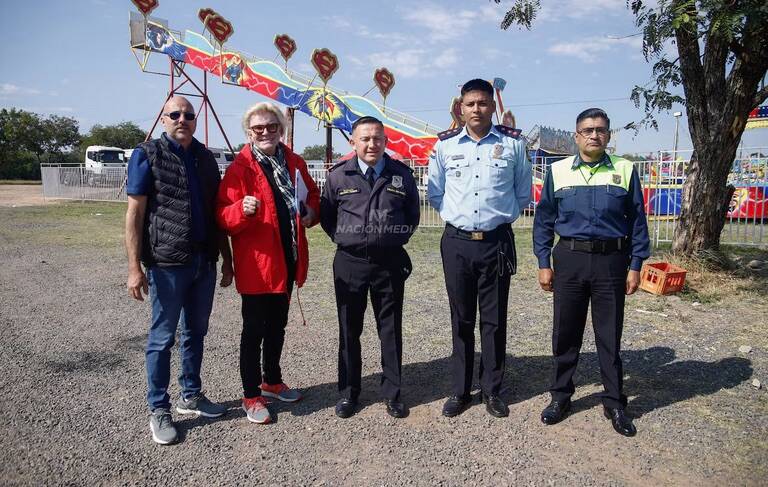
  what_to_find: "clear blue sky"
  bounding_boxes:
[1,0,765,155]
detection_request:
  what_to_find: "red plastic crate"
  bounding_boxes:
[640,262,687,295]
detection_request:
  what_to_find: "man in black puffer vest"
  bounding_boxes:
[125,96,234,445]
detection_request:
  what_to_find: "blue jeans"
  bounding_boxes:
[145,252,216,410]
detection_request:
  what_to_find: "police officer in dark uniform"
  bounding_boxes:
[427,79,532,418]
[320,116,420,419]
[533,108,650,437]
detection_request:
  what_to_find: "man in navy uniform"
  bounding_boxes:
[427,79,532,418]
[320,116,420,419]
[533,108,650,437]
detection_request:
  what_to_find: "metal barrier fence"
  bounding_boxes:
[41,151,767,247]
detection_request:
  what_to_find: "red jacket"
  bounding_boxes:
[216,144,320,295]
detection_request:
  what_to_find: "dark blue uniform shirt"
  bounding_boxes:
[533,153,651,271]
[126,133,206,243]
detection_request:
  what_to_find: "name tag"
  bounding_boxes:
[338,188,360,196]
[450,154,465,161]
[386,187,406,197]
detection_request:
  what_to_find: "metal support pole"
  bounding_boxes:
[286,108,295,149]
[325,124,333,168]
[204,71,209,147]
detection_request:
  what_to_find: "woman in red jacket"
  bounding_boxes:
[216,102,320,424]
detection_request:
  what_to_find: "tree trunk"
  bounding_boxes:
[672,148,737,253]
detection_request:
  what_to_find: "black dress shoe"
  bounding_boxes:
[481,393,509,418]
[335,398,357,419]
[442,395,471,417]
[603,407,637,437]
[541,399,571,425]
[384,399,408,418]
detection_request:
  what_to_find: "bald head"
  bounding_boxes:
[161,96,196,148]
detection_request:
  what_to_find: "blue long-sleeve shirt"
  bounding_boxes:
[533,153,651,271]
[427,125,532,231]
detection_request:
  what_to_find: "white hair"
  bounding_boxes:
[241,102,287,136]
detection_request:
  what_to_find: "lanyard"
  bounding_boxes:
[578,162,602,185]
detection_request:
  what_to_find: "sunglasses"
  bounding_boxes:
[164,111,196,121]
[249,123,280,134]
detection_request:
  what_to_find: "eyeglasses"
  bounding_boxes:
[249,123,280,134]
[163,111,196,121]
[577,127,609,137]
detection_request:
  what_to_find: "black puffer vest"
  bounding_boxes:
[139,136,221,266]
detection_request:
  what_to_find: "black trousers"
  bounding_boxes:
[333,247,411,401]
[551,241,629,409]
[240,282,294,398]
[440,225,516,398]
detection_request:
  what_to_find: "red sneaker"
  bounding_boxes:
[242,396,271,424]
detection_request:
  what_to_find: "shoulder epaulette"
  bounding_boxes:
[437,127,462,141]
[328,160,347,172]
[495,124,521,139]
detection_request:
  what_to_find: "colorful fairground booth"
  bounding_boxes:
[642,105,768,221]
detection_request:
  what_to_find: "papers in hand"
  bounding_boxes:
[294,169,308,207]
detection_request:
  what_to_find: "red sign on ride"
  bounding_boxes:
[374,68,395,98]
[197,8,234,45]
[131,0,158,15]
[198,8,216,24]
[311,48,339,84]
[274,34,297,62]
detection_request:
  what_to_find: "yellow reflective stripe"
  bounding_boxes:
[551,155,632,192]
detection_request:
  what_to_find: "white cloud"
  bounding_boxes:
[548,36,642,62]
[1,83,41,96]
[365,47,461,79]
[538,0,626,22]
[401,3,487,42]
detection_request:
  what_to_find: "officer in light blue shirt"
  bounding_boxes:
[427,79,532,419]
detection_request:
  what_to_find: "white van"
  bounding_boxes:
[84,146,126,174]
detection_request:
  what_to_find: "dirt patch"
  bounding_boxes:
[0,184,57,207]
[0,202,766,486]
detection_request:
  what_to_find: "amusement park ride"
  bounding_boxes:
[127,1,516,167]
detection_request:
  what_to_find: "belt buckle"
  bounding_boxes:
[471,231,484,241]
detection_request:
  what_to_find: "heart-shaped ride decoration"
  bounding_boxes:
[374,68,395,98]
[274,34,297,62]
[131,0,158,15]
[198,7,216,24]
[311,48,339,84]
[205,14,234,45]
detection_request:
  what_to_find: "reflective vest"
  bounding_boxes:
[550,155,634,192]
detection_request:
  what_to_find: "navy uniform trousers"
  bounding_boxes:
[551,240,629,409]
[440,224,516,398]
[333,247,411,402]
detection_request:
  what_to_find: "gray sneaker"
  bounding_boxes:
[149,408,178,445]
[175,392,227,418]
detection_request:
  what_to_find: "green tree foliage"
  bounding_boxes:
[301,144,341,161]
[0,108,80,179]
[496,0,768,255]
[80,122,146,153]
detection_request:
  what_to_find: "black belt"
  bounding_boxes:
[558,237,626,253]
[338,246,393,260]
[445,223,511,241]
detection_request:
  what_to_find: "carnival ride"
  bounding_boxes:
[127,5,450,164]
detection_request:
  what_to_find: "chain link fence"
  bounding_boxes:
[41,150,767,247]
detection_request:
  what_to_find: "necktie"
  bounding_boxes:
[365,167,375,188]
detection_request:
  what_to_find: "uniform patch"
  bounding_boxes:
[453,170,462,178]
[612,174,622,185]
[338,188,360,196]
[386,186,406,196]
[492,144,504,158]
[392,175,403,188]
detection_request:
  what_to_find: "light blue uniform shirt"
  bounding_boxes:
[427,125,532,231]
[357,157,385,181]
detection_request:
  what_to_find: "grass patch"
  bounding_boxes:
[0,201,126,249]
[0,180,42,185]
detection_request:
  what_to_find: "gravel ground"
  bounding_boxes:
[0,198,766,486]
